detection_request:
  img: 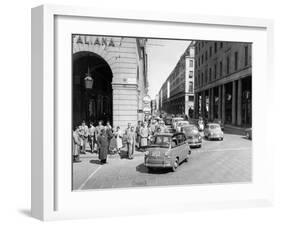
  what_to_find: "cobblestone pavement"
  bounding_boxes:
[72,133,252,190]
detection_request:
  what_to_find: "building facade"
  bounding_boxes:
[158,41,195,116]
[194,41,252,127]
[72,35,148,129]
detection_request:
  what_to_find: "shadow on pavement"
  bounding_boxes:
[89,159,101,165]
[136,163,171,174]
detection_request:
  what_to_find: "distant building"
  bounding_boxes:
[194,41,252,127]
[158,41,195,116]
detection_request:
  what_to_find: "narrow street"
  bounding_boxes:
[73,132,252,190]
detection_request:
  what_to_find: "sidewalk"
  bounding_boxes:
[223,124,248,135]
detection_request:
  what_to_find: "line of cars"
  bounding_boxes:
[144,115,224,172]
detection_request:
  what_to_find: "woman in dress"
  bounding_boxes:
[140,122,149,150]
[116,126,123,153]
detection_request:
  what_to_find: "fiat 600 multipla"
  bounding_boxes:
[144,133,191,172]
[204,123,224,140]
[182,124,202,148]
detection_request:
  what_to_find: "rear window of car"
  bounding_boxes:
[210,125,220,129]
[183,126,198,133]
[150,136,171,147]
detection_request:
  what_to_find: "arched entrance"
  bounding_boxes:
[72,51,113,127]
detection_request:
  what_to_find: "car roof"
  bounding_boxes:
[173,117,184,120]
[207,123,220,126]
[182,124,197,128]
[155,133,173,136]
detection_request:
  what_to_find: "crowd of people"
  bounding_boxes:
[72,118,168,164]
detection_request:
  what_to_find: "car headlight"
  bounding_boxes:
[144,151,149,155]
[198,135,202,140]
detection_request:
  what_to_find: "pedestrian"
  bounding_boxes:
[127,126,135,159]
[105,121,113,153]
[95,120,104,140]
[88,121,95,153]
[72,126,82,162]
[109,127,117,153]
[135,121,142,149]
[97,129,109,164]
[115,126,123,153]
[80,120,89,154]
[140,122,149,150]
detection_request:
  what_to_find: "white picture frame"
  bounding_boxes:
[31,4,274,221]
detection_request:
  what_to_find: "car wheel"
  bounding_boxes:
[172,159,179,172]
[208,135,211,140]
[147,167,154,173]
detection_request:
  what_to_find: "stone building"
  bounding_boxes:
[194,41,252,127]
[72,35,148,129]
[158,41,195,116]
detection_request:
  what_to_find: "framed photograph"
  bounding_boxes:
[31,4,274,221]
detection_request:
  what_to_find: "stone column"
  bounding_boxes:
[202,91,206,118]
[232,80,236,125]
[194,93,199,119]
[218,85,222,120]
[222,84,225,123]
[237,79,242,126]
[210,88,214,121]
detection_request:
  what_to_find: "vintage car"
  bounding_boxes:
[176,120,190,132]
[172,117,184,129]
[213,119,224,130]
[182,125,202,148]
[204,123,224,140]
[245,128,252,140]
[144,133,191,172]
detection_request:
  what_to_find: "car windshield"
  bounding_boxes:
[209,125,220,130]
[150,136,171,148]
[183,126,198,134]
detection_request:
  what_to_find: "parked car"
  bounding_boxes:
[144,133,190,172]
[182,125,202,148]
[245,128,252,140]
[213,119,224,130]
[172,117,184,129]
[176,120,190,132]
[204,123,224,140]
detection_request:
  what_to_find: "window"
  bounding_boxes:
[205,51,208,61]
[209,67,212,81]
[219,61,223,77]
[244,46,249,66]
[226,56,230,74]
[234,51,238,70]
[214,42,217,53]
[220,42,223,48]
[189,71,193,78]
[189,81,193,93]
[189,60,193,67]
[201,55,204,64]
[209,46,212,57]
[189,96,194,101]
[214,64,217,79]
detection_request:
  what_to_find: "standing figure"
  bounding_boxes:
[135,121,142,149]
[140,122,149,150]
[97,129,109,164]
[115,126,123,153]
[80,120,89,154]
[109,127,117,153]
[72,126,82,162]
[127,126,135,159]
[105,121,113,153]
[95,120,104,140]
[88,122,96,153]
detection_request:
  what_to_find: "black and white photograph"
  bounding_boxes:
[72,35,252,191]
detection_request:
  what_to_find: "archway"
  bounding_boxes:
[72,51,113,127]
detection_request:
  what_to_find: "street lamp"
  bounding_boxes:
[84,66,93,90]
